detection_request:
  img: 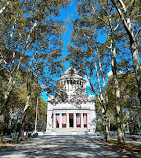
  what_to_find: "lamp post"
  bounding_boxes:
[34,97,38,133]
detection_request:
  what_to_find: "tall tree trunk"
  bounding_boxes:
[0,115,4,144]
[0,86,12,143]
[34,97,38,132]
[104,121,109,142]
[18,95,30,141]
[0,77,16,142]
[111,47,125,143]
[102,112,109,142]
[126,122,130,134]
[13,117,18,133]
[130,41,141,104]
[8,108,13,129]
[18,113,26,141]
[94,62,110,142]
[114,76,124,143]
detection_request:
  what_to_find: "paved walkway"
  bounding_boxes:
[0,136,134,158]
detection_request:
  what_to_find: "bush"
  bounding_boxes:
[28,132,38,138]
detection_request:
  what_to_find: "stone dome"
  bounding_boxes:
[58,66,86,81]
[57,67,86,97]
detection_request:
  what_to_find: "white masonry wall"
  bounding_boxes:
[46,101,96,133]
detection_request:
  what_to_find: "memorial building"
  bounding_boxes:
[46,67,96,135]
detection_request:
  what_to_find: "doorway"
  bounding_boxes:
[69,113,73,127]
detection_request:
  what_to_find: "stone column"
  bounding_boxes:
[63,81,64,88]
[72,80,74,90]
[70,80,71,90]
[77,80,79,88]
[68,80,70,91]
[67,113,69,128]
[65,80,67,89]
[53,113,56,128]
[66,80,68,91]
[73,113,76,128]
[70,80,72,90]
[87,113,90,128]
[81,113,84,128]
[78,80,79,88]
[59,113,62,128]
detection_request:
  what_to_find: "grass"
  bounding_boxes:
[0,138,33,147]
[0,139,18,146]
[109,139,141,157]
[96,138,141,157]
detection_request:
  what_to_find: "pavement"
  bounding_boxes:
[0,135,136,158]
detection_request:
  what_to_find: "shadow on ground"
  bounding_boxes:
[0,136,128,158]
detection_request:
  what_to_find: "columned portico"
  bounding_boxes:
[54,112,88,129]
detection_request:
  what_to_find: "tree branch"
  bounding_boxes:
[127,0,135,16]
[0,1,11,15]
[91,4,109,26]
[117,0,127,14]
[28,47,40,72]
[135,26,141,40]
[111,0,134,41]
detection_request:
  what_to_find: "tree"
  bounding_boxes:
[0,0,70,143]
[67,7,111,140]
[106,71,140,134]
[2,76,47,136]
[67,0,133,143]
[110,0,141,104]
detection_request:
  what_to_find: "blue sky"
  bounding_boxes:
[41,0,107,101]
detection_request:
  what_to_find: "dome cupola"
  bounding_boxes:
[57,67,86,97]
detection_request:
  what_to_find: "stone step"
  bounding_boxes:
[51,128,89,135]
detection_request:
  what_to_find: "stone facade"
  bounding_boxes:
[46,67,96,135]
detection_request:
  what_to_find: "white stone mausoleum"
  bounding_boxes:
[46,67,96,135]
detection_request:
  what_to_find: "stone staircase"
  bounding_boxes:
[50,128,89,135]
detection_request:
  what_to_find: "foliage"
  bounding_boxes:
[106,71,140,133]
[3,71,47,134]
[0,0,70,142]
